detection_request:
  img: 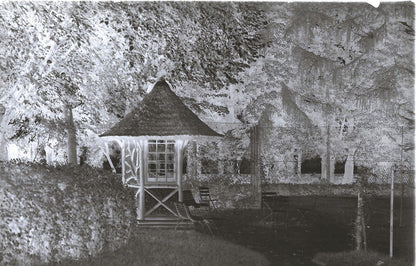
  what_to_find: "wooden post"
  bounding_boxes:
[177,141,183,203]
[190,141,197,180]
[399,126,404,227]
[390,166,395,258]
[399,172,404,227]
[196,142,202,177]
[138,140,146,220]
[356,191,363,250]
[176,140,188,203]
[103,142,116,173]
[116,140,126,184]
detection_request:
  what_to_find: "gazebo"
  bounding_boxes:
[100,80,222,225]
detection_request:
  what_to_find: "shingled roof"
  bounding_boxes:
[100,80,222,138]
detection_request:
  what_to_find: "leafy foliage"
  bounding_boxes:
[237,2,414,178]
[0,2,413,177]
[0,162,135,264]
[0,2,268,164]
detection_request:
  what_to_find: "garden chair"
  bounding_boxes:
[174,202,213,234]
[198,186,217,211]
[183,189,205,216]
[260,191,288,228]
[183,190,200,208]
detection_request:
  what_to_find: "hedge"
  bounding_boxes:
[0,161,136,265]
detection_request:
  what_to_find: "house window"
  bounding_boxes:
[335,160,346,174]
[201,159,219,174]
[147,140,175,183]
[239,157,251,174]
[301,156,321,174]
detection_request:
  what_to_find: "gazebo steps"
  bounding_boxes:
[137,217,194,229]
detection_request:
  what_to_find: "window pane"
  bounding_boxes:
[148,163,156,172]
[157,143,165,152]
[158,168,165,176]
[148,142,156,152]
[149,173,157,179]
[158,162,165,170]
[148,153,157,161]
[166,172,174,179]
[158,153,165,161]
[167,143,174,152]
[167,153,174,162]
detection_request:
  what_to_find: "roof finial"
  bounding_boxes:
[154,78,172,89]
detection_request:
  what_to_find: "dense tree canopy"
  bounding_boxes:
[0,2,268,164]
[0,2,413,173]
[237,2,414,179]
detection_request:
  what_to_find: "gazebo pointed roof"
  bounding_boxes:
[100,80,222,139]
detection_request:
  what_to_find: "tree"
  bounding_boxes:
[281,2,414,250]
[0,2,269,165]
[254,2,414,179]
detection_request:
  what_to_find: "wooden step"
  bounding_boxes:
[137,217,194,229]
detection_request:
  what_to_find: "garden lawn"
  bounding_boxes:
[54,227,270,266]
[312,250,411,266]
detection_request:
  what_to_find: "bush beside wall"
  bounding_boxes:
[0,162,136,265]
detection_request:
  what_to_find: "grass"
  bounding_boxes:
[312,250,412,266]
[54,227,270,266]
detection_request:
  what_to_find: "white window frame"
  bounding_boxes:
[147,140,176,184]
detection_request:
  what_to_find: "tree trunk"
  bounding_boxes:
[344,149,355,184]
[0,104,8,161]
[218,160,224,175]
[0,133,7,161]
[65,105,77,165]
[250,125,261,208]
[322,84,331,181]
[329,154,335,182]
[321,151,335,181]
[355,176,367,251]
[321,153,327,180]
[326,122,331,181]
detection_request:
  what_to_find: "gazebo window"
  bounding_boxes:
[147,140,175,183]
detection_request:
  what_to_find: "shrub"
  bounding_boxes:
[0,162,136,265]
